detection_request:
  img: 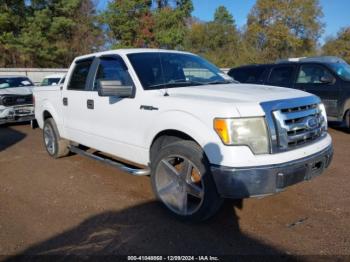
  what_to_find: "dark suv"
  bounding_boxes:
[228,56,350,128]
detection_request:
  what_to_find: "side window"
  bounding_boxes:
[94,57,133,90]
[229,67,266,83]
[268,66,294,86]
[297,65,334,84]
[67,60,93,90]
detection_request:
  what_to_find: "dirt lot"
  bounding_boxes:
[0,124,349,258]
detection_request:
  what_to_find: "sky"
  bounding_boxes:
[96,0,350,41]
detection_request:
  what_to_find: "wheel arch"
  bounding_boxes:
[37,101,65,137]
[342,98,350,119]
[150,129,202,162]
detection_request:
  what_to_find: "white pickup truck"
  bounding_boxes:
[34,49,333,221]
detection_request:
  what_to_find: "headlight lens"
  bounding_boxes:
[214,117,270,154]
[318,103,328,130]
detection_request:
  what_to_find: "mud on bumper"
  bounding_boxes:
[211,144,333,199]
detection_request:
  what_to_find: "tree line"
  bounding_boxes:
[0,0,349,68]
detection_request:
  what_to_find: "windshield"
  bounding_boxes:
[127,52,235,90]
[0,77,34,89]
[328,62,350,81]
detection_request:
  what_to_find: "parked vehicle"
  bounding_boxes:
[40,73,65,86]
[228,56,350,129]
[0,76,35,124]
[34,49,333,221]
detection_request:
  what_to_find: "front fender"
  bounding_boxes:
[145,110,223,164]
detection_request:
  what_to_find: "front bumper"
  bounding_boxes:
[211,144,333,199]
[0,105,34,124]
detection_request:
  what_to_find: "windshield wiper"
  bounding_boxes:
[148,80,205,89]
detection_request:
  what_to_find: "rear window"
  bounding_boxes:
[228,67,267,84]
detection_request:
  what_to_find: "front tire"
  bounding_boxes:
[344,110,350,132]
[151,140,223,221]
[43,118,69,158]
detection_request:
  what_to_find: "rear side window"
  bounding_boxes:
[229,67,267,83]
[268,66,294,86]
[68,60,93,90]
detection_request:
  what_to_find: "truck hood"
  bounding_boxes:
[166,83,310,103]
[164,83,313,117]
[0,86,34,96]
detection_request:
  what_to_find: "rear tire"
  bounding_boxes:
[151,140,223,222]
[43,118,69,158]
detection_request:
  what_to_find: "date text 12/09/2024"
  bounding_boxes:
[127,256,219,261]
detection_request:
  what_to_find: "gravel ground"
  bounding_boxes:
[0,124,349,259]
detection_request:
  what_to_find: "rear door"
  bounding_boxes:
[294,63,340,116]
[266,65,297,88]
[62,57,95,144]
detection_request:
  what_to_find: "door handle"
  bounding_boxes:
[63,97,68,106]
[87,99,94,109]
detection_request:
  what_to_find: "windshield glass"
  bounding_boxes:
[328,62,350,81]
[127,52,235,90]
[0,77,34,89]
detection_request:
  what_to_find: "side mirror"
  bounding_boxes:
[320,75,335,84]
[97,80,133,98]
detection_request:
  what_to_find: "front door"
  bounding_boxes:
[86,55,146,163]
[294,64,340,117]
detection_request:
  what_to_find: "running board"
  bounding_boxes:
[69,146,150,176]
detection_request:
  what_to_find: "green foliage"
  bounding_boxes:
[0,0,27,66]
[103,0,154,48]
[245,0,324,63]
[102,0,192,49]
[153,0,193,49]
[0,0,342,69]
[184,6,241,67]
[0,0,102,67]
[323,28,350,64]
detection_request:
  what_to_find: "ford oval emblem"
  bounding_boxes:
[306,117,318,129]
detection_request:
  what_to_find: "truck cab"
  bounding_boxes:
[34,49,333,221]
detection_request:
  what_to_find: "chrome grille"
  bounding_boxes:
[0,95,33,106]
[273,103,326,150]
[260,96,327,153]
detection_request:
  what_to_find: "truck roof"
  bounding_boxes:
[74,48,195,61]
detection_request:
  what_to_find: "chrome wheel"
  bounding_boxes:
[155,155,204,216]
[44,123,55,155]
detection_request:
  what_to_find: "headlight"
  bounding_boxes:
[214,117,270,154]
[318,103,328,130]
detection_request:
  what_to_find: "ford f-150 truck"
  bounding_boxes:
[34,49,333,221]
[0,76,35,124]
